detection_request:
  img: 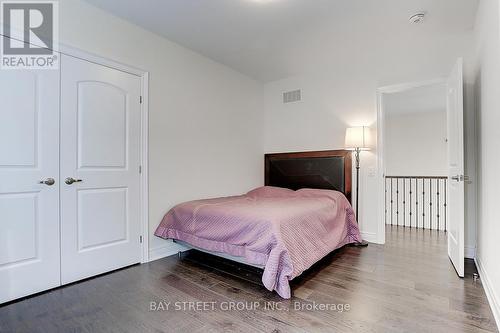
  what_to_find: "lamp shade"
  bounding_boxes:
[345,126,370,150]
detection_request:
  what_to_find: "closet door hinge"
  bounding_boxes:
[139,165,142,174]
[140,235,143,243]
[140,95,143,104]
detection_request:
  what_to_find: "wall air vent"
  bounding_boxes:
[283,89,301,103]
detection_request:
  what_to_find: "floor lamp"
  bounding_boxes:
[345,126,370,247]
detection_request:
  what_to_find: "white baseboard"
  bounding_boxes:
[360,231,378,244]
[148,241,188,262]
[475,257,500,329]
[465,245,476,259]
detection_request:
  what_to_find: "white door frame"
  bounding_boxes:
[376,78,446,244]
[58,45,150,263]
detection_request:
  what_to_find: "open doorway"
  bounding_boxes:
[377,79,458,269]
[382,82,448,232]
[377,61,466,278]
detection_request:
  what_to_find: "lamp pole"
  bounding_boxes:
[345,126,369,246]
[353,147,368,247]
[355,147,360,219]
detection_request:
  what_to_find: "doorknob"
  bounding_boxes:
[451,175,460,181]
[39,178,55,186]
[65,177,83,185]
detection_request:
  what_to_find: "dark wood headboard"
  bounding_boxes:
[265,150,352,202]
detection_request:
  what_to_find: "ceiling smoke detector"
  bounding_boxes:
[409,12,426,24]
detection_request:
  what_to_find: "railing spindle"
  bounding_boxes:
[403,179,406,227]
[437,179,440,230]
[409,178,412,228]
[422,179,426,229]
[444,179,447,232]
[391,178,393,226]
[416,179,419,228]
[430,179,433,230]
[396,179,399,227]
[385,177,388,226]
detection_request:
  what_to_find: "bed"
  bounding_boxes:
[154,150,362,298]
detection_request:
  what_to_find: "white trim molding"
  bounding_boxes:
[360,232,378,244]
[465,245,476,259]
[475,257,500,329]
[376,78,447,94]
[139,72,150,263]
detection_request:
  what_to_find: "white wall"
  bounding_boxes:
[263,20,475,244]
[385,110,447,176]
[473,0,500,326]
[58,0,264,258]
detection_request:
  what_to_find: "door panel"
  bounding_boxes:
[0,72,38,166]
[446,58,465,277]
[60,54,142,284]
[0,36,60,303]
[0,192,38,266]
[77,81,127,168]
[77,187,128,251]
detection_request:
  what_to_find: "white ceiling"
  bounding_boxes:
[383,83,447,115]
[84,0,478,82]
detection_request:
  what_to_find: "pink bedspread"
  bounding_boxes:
[154,186,362,298]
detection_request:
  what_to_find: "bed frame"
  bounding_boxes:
[176,149,353,267]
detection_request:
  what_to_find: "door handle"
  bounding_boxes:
[39,178,55,186]
[65,177,83,185]
[451,175,469,182]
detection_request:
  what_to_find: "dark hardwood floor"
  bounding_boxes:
[0,227,497,333]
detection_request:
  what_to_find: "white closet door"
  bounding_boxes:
[0,38,61,302]
[60,54,142,284]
